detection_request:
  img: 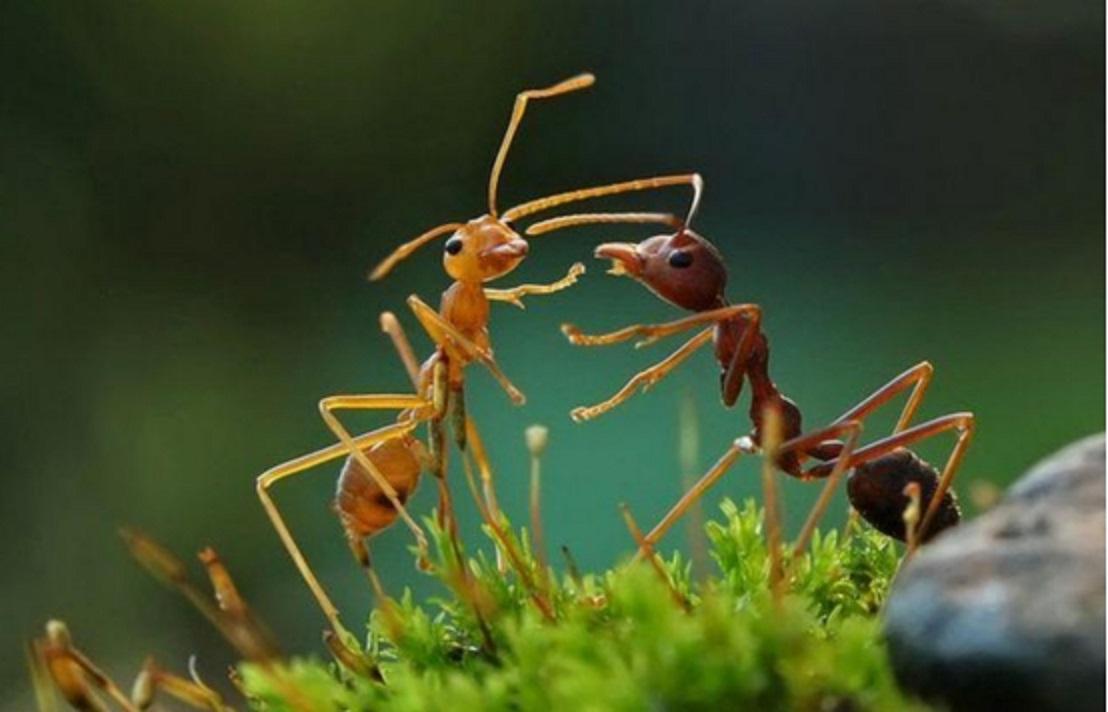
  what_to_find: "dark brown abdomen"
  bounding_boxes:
[847,448,960,542]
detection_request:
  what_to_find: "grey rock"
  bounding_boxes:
[884,433,1106,712]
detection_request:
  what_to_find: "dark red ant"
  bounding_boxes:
[531,179,972,554]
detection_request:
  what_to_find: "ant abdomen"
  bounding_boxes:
[847,448,961,543]
[335,438,422,538]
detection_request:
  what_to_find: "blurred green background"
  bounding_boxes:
[2,0,1102,705]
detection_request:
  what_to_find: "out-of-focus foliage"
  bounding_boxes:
[242,499,924,711]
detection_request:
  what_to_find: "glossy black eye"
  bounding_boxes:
[444,236,463,255]
[668,250,693,268]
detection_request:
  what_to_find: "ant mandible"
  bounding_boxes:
[256,72,707,642]
[532,178,973,555]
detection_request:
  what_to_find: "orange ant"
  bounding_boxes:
[534,178,972,555]
[256,72,707,643]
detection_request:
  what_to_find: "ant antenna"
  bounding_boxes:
[488,73,595,217]
[520,173,705,236]
[369,222,464,281]
[684,173,704,228]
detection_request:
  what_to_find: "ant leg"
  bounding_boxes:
[833,361,935,435]
[406,295,526,405]
[720,308,764,405]
[563,303,760,348]
[488,73,596,217]
[635,437,747,558]
[369,222,465,281]
[317,395,434,537]
[781,420,864,553]
[805,412,976,551]
[484,262,586,309]
[526,212,682,236]
[464,415,501,517]
[257,416,426,634]
[571,327,714,422]
[636,418,866,559]
[380,311,422,388]
[503,173,702,223]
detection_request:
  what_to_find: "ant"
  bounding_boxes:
[532,176,972,555]
[256,72,708,643]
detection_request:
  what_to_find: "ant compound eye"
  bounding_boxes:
[444,236,463,255]
[668,250,693,268]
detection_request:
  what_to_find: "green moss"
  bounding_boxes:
[240,500,927,711]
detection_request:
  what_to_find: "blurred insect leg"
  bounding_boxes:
[257,418,423,633]
[784,420,864,554]
[635,439,746,559]
[464,416,501,518]
[380,311,421,388]
[484,262,586,308]
[563,303,760,349]
[502,173,701,222]
[368,222,465,281]
[526,212,682,236]
[571,327,713,422]
[488,73,596,216]
[407,295,526,405]
[834,361,935,435]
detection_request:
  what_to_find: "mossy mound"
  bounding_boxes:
[241,500,929,711]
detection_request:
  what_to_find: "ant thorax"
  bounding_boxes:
[440,280,491,339]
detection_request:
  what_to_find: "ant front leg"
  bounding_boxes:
[484,262,586,309]
[406,295,526,405]
[571,327,714,422]
[564,303,760,349]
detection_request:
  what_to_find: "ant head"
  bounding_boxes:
[595,229,727,311]
[443,215,529,283]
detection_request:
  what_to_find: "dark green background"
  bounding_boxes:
[3,1,1102,705]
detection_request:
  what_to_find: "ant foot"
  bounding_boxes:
[561,323,590,344]
[734,436,757,454]
[569,405,599,422]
